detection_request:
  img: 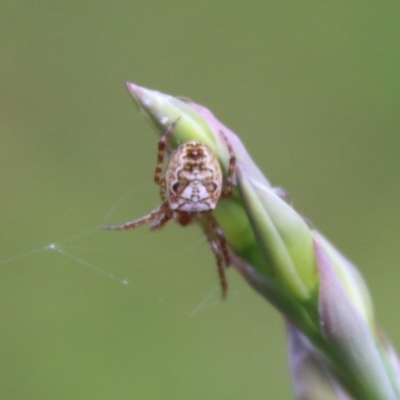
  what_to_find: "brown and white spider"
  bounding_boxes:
[103,119,236,298]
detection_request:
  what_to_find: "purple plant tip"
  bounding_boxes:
[315,238,396,399]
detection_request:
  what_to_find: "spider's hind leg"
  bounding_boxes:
[201,212,230,299]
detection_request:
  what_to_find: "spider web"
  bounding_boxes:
[0,186,246,318]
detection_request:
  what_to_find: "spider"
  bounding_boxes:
[103,119,236,298]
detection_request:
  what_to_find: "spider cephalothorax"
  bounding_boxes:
[104,120,236,298]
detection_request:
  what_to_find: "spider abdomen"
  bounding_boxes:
[166,141,222,213]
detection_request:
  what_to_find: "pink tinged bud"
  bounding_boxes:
[288,323,353,400]
[126,82,272,187]
[315,238,397,400]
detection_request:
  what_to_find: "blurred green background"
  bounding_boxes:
[1,2,399,399]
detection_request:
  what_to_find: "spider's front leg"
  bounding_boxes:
[149,201,173,230]
[102,201,170,231]
[154,119,180,185]
[219,130,236,197]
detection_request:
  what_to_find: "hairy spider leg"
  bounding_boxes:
[149,204,173,230]
[201,212,230,298]
[209,240,227,298]
[219,130,236,197]
[102,201,170,231]
[154,119,181,185]
[203,212,230,267]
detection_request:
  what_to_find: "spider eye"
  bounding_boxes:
[206,182,218,192]
[172,182,180,193]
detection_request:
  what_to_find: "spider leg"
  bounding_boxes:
[201,212,230,298]
[203,212,230,266]
[209,240,228,299]
[219,130,236,197]
[102,201,168,231]
[149,206,173,230]
[159,183,166,201]
[154,118,181,185]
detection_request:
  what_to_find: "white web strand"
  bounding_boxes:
[45,243,130,286]
[0,223,224,318]
[0,248,44,267]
